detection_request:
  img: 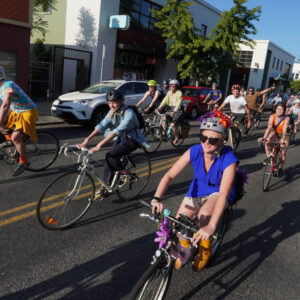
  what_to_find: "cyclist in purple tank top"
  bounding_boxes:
[151,111,238,271]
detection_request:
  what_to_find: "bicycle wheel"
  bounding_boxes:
[129,256,173,300]
[26,131,59,171]
[262,157,273,192]
[0,147,17,176]
[116,154,151,201]
[143,126,162,153]
[37,171,95,230]
[210,206,233,260]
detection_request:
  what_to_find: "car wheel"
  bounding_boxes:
[91,106,109,127]
[190,107,198,119]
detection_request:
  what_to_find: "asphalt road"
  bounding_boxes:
[0,114,299,300]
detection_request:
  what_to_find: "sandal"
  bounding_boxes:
[172,137,179,145]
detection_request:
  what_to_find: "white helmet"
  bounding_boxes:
[294,99,300,104]
[200,117,226,134]
[169,79,179,86]
[0,66,5,80]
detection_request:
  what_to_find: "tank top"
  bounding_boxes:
[292,106,300,116]
[272,114,288,134]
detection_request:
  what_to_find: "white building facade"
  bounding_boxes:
[230,40,295,93]
[292,62,300,80]
[31,0,221,98]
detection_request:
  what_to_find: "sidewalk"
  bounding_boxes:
[36,101,64,126]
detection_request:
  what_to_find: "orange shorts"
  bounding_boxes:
[6,108,38,142]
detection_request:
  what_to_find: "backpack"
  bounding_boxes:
[123,105,145,129]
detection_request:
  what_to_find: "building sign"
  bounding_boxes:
[146,57,157,65]
[109,15,130,30]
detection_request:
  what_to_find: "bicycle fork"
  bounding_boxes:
[65,171,87,201]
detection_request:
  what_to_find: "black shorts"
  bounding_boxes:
[233,113,246,124]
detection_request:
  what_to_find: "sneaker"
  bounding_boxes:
[13,162,30,176]
[0,140,13,148]
[278,168,283,178]
[117,170,131,187]
[192,240,211,272]
[93,186,109,201]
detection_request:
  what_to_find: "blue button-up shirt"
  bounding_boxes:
[95,105,150,149]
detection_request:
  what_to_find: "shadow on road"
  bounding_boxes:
[263,163,300,192]
[3,206,247,300]
[180,199,300,299]
[71,180,192,229]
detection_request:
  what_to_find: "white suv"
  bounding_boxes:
[51,80,151,127]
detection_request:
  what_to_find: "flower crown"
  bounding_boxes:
[197,111,231,128]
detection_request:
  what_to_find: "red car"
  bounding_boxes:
[181,86,212,119]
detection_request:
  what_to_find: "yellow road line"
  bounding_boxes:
[0,156,178,218]
[0,157,178,227]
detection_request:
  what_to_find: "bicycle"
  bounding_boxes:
[261,140,286,192]
[129,200,233,300]
[36,144,151,230]
[0,129,59,173]
[143,111,186,153]
[224,114,242,153]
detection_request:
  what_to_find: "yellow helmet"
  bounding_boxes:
[147,80,157,87]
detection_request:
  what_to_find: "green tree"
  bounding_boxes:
[152,0,261,86]
[32,0,57,36]
[290,79,300,93]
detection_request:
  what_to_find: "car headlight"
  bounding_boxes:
[73,99,93,104]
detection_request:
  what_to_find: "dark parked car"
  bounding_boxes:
[181,86,212,119]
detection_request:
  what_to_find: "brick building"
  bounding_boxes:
[0,0,33,92]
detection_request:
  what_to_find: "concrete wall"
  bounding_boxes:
[238,40,295,90]
[267,41,295,85]
[31,0,67,45]
[292,62,300,80]
[238,41,269,89]
[94,0,120,82]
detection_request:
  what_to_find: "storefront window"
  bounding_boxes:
[120,0,161,32]
[0,51,16,81]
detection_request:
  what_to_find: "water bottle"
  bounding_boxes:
[167,126,172,137]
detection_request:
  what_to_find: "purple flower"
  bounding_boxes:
[197,112,214,123]
[237,168,248,184]
[154,218,170,249]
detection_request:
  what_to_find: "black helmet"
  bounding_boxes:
[106,89,124,102]
[163,80,168,85]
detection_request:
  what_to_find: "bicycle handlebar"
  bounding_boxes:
[59,143,93,163]
[139,200,197,233]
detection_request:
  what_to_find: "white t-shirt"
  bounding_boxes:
[224,95,247,114]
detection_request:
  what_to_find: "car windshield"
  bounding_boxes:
[80,82,120,94]
[182,88,199,97]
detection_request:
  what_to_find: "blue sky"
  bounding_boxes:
[207,0,300,61]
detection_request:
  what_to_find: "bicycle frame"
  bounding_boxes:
[59,143,124,197]
[153,111,177,141]
[268,142,285,174]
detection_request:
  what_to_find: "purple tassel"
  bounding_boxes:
[236,168,248,184]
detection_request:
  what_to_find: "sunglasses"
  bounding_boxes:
[199,134,221,145]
